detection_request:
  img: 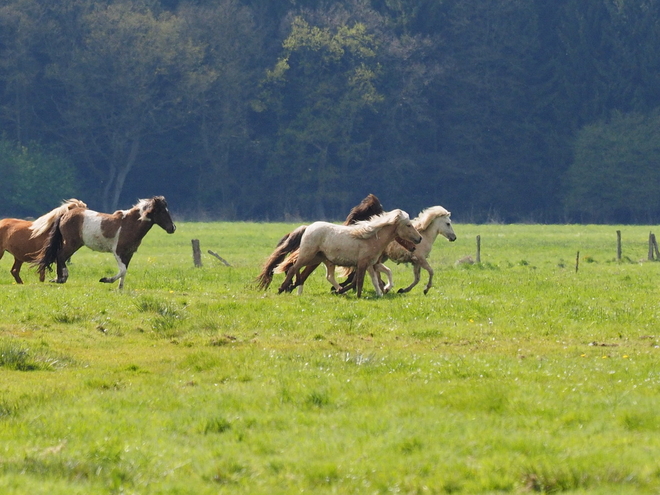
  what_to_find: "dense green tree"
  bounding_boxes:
[258,13,384,218]
[175,0,265,219]
[1,0,660,222]
[564,111,660,223]
[0,139,77,217]
[43,0,204,211]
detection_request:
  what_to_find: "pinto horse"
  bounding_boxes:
[255,194,415,291]
[35,196,175,289]
[276,209,422,298]
[0,199,87,284]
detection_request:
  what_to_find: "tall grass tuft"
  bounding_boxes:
[0,340,70,371]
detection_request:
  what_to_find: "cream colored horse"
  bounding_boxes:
[276,209,422,298]
[383,206,456,294]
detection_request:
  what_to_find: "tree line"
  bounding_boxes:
[1,0,660,223]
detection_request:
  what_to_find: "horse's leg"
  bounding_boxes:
[366,265,383,297]
[336,275,356,294]
[292,263,320,292]
[355,264,368,298]
[338,270,355,291]
[418,259,434,295]
[55,253,70,283]
[374,263,393,293]
[398,262,422,294]
[100,252,132,289]
[278,260,302,294]
[10,259,23,284]
[323,262,343,293]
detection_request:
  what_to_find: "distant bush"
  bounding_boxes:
[0,138,78,217]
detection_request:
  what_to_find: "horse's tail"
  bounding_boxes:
[254,225,307,290]
[30,199,86,239]
[34,216,64,273]
[274,250,298,275]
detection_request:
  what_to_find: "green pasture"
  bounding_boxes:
[1,222,659,494]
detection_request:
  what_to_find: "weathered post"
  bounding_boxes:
[616,230,621,261]
[192,239,202,267]
[575,251,580,273]
[653,233,660,259]
[649,232,655,261]
[476,235,481,263]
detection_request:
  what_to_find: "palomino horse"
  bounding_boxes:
[255,194,415,291]
[0,199,87,283]
[276,209,422,298]
[381,206,456,294]
[35,196,175,289]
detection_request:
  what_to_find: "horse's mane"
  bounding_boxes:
[349,209,406,239]
[135,196,166,221]
[344,194,383,226]
[413,206,450,232]
[30,199,87,237]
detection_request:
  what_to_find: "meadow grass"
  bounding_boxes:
[1,222,660,494]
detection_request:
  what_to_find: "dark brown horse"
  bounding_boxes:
[35,196,175,289]
[255,194,415,291]
[0,199,87,284]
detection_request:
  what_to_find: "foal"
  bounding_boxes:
[0,199,86,283]
[36,196,175,289]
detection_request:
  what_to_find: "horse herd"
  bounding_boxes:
[0,194,456,297]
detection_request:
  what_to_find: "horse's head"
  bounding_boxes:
[415,206,456,242]
[435,212,456,242]
[144,196,176,234]
[394,210,422,245]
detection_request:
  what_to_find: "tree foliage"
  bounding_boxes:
[0,0,660,222]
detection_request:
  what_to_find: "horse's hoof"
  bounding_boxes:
[397,288,405,294]
[99,277,111,283]
[423,288,430,295]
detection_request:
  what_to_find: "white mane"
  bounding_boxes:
[350,209,407,239]
[413,206,450,232]
[135,198,154,221]
[30,199,87,237]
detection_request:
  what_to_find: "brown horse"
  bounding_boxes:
[276,209,422,298]
[35,196,175,289]
[255,194,415,291]
[0,199,87,284]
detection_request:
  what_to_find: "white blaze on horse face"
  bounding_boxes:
[81,212,120,253]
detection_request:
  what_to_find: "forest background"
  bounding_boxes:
[1,0,660,224]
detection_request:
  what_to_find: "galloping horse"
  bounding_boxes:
[276,209,422,298]
[35,196,175,289]
[255,194,415,291]
[0,199,87,283]
[382,206,456,294]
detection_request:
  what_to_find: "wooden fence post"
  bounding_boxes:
[575,251,580,273]
[476,235,481,263]
[649,232,655,261]
[649,232,660,261]
[191,239,202,267]
[616,230,621,261]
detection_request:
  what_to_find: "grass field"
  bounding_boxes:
[1,222,659,494]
